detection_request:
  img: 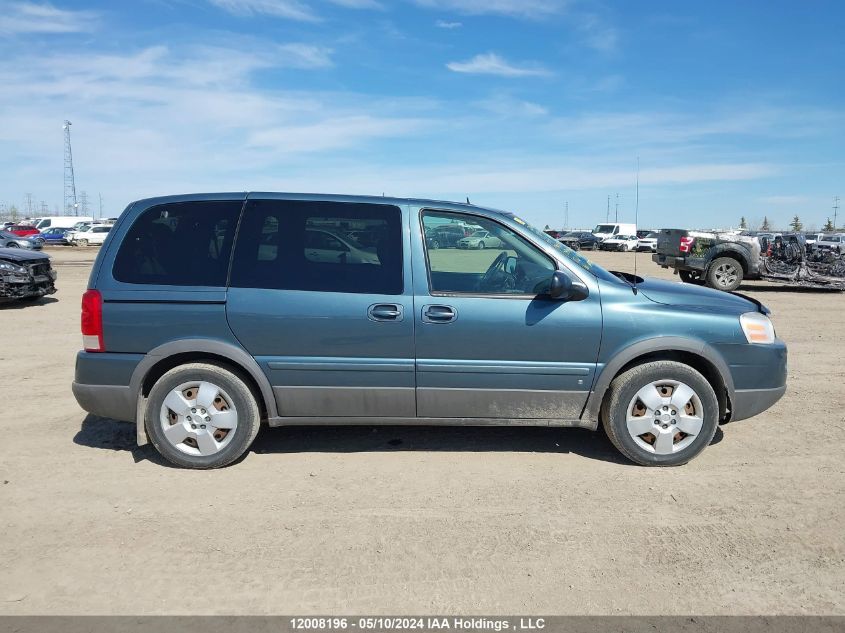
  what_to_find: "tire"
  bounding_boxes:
[145,362,261,469]
[591,242,599,251]
[78,239,88,247]
[6,242,19,248]
[572,243,580,251]
[430,239,440,250]
[678,270,703,285]
[706,257,743,291]
[601,360,719,466]
[478,241,485,249]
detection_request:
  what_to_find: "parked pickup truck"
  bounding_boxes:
[653,229,761,291]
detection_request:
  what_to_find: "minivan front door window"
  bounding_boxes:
[421,210,554,296]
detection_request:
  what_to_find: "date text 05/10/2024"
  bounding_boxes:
[289,618,546,631]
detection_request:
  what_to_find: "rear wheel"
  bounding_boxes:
[145,362,261,469]
[706,257,743,291]
[678,270,702,285]
[602,361,719,466]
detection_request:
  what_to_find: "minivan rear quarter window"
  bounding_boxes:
[113,201,241,287]
[230,199,402,295]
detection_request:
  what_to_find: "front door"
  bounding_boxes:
[226,196,415,418]
[413,209,602,421]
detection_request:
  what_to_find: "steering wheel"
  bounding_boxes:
[477,251,517,292]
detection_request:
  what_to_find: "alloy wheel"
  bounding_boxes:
[713,262,739,288]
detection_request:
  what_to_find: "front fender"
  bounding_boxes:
[582,336,735,426]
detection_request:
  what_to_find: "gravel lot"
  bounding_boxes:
[1,246,842,615]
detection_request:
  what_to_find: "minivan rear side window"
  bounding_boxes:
[230,199,402,295]
[113,201,241,286]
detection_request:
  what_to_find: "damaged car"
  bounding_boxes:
[0,248,57,302]
[759,234,845,290]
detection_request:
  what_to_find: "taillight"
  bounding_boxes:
[679,236,695,253]
[81,289,104,352]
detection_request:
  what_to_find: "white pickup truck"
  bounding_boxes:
[815,234,845,254]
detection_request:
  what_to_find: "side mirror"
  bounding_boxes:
[548,271,589,301]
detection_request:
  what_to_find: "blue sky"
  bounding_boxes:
[0,0,843,230]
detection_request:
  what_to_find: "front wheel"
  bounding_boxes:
[6,242,19,248]
[78,239,88,247]
[601,361,719,466]
[591,242,599,251]
[477,241,485,249]
[706,257,743,291]
[145,362,261,469]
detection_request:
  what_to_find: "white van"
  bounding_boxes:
[592,223,637,241]
[35,216,94,231]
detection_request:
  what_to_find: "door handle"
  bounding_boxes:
[368,303,404,322]
[422,304,457,324]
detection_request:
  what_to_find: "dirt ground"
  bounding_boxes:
[0,245,842,615]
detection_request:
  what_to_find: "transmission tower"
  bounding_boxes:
[834,196,840,231]
[79,191,90,216]
[63,120,78,216]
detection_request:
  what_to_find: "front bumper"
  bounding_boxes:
[0,267,57,299]
[730,386,786,422]
[717,340,788,422]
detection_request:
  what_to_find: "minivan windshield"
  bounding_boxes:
[511,215,620,283]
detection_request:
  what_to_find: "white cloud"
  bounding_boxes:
[328,0,382,7]
[575,12,618,52]
[0,1,98,34]
[207,0,319,21]
[435,19,462,29]
[447,53,551,77]
[247,115,426,152]
[478,95,548,117]
[413,0,568,19]
[207,0,381,21]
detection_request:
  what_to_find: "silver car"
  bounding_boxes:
[0,230,41,250]
[457,230,504,249]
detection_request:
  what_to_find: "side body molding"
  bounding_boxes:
[129,339,278,445]
[581,336,736,428]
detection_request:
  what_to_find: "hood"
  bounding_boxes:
[614,273,765,314]
[0,247,50,263]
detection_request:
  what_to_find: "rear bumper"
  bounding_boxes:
[652,253,688,269]
[72,382,135,422]
[72,351,144,422]
[730,386,786,422]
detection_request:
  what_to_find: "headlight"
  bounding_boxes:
[740,312,776,344]
[0,261,27,274]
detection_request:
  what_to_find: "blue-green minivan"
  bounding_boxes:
[73,193,787,468]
